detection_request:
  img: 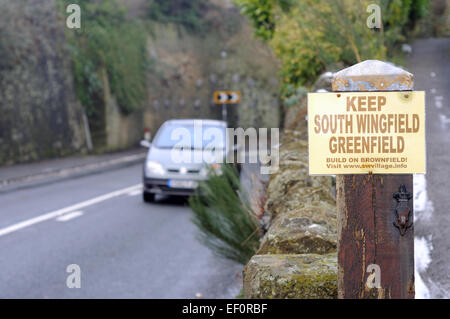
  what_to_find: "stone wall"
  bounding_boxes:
[102,12,281,151]
[0,0,281,163]
[0,0,280,165]
[0,0,87,165]
[142,13,281,139]
[243,74,338,299]
[105,0,280,151]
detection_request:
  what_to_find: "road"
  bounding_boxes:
[408,38,450,298]
[0,163,242,298]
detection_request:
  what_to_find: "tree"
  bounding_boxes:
[236,0,429,97]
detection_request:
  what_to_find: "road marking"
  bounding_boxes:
[56,211,84,222]
[127,188,142,196]
[0,184,141,237]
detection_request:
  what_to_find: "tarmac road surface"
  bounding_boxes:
[0,162,242,298]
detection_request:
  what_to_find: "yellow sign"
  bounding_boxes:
[214,91,241,104]
[308,91,425,175]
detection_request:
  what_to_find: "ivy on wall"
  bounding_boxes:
[234,0,292,41]
[61,0,148,116]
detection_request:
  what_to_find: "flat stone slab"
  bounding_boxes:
[258,204,337,255]
[265,130,334,220]
[243,253,338,299]
[267,180,336,220]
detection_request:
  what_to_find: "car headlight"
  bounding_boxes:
[146,161,165,176]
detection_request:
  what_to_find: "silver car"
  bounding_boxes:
[141,119,231,202]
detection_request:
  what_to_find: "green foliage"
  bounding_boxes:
[234,0,293,41]
[411,0,430,20]
[62,0,148,115]
[189,164,261,265]
[381,0,429,48]
[148,0,209,33]
[381,0,413,48]
[273,0,386,93]
[234,0,276,41]
[237,0,429,99]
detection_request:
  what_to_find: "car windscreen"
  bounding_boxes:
[154,124,226,150]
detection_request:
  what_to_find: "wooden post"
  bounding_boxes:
[332,60,415,299]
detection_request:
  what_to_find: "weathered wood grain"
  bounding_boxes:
[333,60,415,299]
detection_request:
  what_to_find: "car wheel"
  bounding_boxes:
[143,192,155,203]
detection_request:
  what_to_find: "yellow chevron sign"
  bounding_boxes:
[214,91,241,104]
